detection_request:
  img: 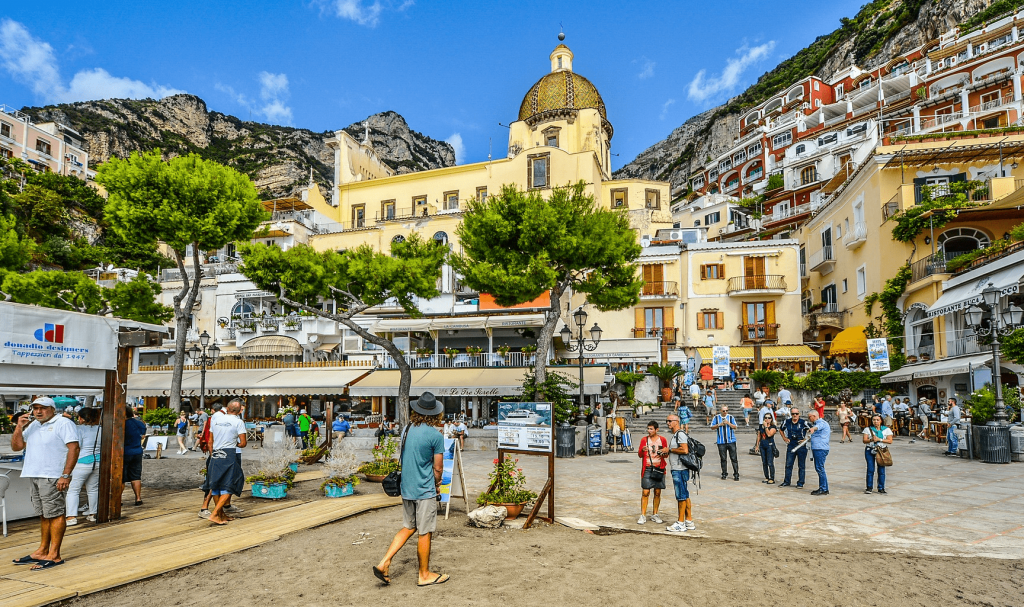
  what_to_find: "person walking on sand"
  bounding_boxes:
[759,414,778,484]
[806,410,831,496]
[863,414,892,494]
[637,421,667,525]
[374,392,449,588]
[66,407,101,526]
[206,402,247,525]
[10,397,80,570]
[664,414,694,533]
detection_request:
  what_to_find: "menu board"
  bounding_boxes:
[498,402,552,452]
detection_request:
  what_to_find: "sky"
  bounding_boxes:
[0,0,867,170]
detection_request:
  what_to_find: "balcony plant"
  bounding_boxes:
[476,455,537,519]
[415,346,432,357]
[497,344,511,358]
[647,363,682,402]
[466,345,483,355]
[358,435,400,482]
[443,347,459,361]
[521,344,538,355]
[238,320,256,333]
[614,371,646,412]
[320,443,361,498]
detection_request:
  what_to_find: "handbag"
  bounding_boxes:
[382,425,408,498]
[772,443,780,459]
[644,439,666,483]
[874,445,893,467]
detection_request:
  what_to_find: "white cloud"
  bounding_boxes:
[687,41,775,103]
[257,71,292,124]
[0,18,182,104]
[635,57,655,80]
[659,99,676,120]
[446,132,464,164]
[316,0,412,27]
[214,82,250,107]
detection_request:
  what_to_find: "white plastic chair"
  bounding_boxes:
[0,471,10,537]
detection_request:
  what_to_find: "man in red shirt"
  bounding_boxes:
[699,364,714,390]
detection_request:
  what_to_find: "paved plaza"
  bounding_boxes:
[446,426,1024,559]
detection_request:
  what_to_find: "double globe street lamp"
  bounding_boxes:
[963,284,1023,425]
[560,306,602,426]
[188,330,220,412]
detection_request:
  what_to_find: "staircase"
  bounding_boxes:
[628,389,760,435]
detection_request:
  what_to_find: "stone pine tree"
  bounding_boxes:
[97,150,268,411]
[451,181,642,386]
[239,236,445,425]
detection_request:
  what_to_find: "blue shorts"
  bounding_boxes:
[671,469,690,501]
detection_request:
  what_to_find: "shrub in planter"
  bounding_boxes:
[476,455,537,519]
[247,441,299,499]
[358,435,401,480]
[321,442,361,497]
[142,408,179,435]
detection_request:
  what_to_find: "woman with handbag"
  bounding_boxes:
[637,421,668,525]
[758,414,778,484]
[836,402,854,443]
[66,408,101,525]
[862,414,892,494]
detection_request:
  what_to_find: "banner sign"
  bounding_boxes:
[712,345,731,378]
[438,438,456,503]
[1,304,118,370]
[497,402,552,452]
[866,338,891,372]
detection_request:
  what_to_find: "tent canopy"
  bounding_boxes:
[238,335,303,357]
[829,326,868,355]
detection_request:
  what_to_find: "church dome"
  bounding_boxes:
[518,70,608,124]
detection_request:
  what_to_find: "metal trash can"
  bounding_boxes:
[1010,428,1024,463]
[975,425,1012,464]
[556,423,576,458]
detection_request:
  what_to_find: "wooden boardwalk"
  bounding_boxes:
[0,473,399,607]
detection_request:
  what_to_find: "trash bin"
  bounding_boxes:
[556,423,576,458]
[1010,428,1024,462]
[975,425,1012,464]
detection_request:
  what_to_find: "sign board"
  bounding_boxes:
[712,346,731,378]
[1,305,118,370]
[439,438,456,503]
[686,357,696,373]
[866,338,891,372]
[588,428,602,451]
[497,402,552,452]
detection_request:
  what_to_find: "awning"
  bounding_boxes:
[695,345,818,362]
[315,342,340,352]
[430,317,489,330]
[485,314,547,328]
[238,335,303,357]
[556,338,661,363]
[348,366,606,397]
[828,326,868,355]
[373,319,432,332]
[880,354,991,383]
[926,266,1023,318]
[126,368,369,397]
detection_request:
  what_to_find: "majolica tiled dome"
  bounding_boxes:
[518,70,608,123]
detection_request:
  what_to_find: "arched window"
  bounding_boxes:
[800,166,817,185]
[433,231,449,245]
[392,235,406,244]
[938,228,990,258]
[795,144,806,155]
[231,301,254,317]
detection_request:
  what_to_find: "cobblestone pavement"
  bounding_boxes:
[449,427,1024,559]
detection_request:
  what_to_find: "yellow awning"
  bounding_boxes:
[696,345,818,362]
[828,325,868,355]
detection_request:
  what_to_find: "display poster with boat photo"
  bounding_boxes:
[439,438,456,503]
[867,338,891,372]
[498,402,552,452]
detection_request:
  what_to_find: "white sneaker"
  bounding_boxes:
[666,521,687,533]
[198,509,212,518]
[650,514,664,524]
[66,517,78,526]
[637,514,647,525]
[685,520,696,530]
[224,505,245,514]
[86,515,97,523]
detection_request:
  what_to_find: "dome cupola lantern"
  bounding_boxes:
[551,44,573,73]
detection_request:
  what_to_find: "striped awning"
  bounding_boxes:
[238,335,303,357]
[696,345,818,362]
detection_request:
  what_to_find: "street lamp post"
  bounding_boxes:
[560,306,602,426]
[963,284,1023,425]
[188,330,221,412]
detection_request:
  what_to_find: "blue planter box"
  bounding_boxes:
[252,482,289,499]
[324,482,354,498]
[288,462,299,473]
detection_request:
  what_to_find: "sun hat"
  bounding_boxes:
[31,397,56,409]
[411,392,444,416]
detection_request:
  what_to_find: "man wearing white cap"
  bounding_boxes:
[10,397,80,570]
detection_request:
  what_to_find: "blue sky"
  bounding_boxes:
[1,0,865,170]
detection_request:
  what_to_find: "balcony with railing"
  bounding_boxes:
[640,281,679,299]
[726,274,787,295]
[632,327,678,345]
[906,343,936,361]
[969,95,1010,116]
[808,246,836,273]
[919,111,963,132]
[947,333,982,357]
[842,221,868,249]
[909,251,961,284]
[160,262,241,282]
[799,170,821,187]
[765,201,812,225]
[739,323,779,342]
[379,351,536,369]
[139,358,371,372]
[807,303,844,329]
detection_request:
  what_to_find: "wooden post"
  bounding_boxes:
[97,345,131,523]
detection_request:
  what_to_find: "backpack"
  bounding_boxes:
[675,431,704,472]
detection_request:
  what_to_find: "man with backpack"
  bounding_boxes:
[664,414,696,533]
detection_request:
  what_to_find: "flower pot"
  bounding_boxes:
[252,482,288,499]
[364,473,387,482]
[492,503,525,519]
[288,462,299,473]
[661,387,672,402]
[324,482,354,497]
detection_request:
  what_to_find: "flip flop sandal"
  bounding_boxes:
[30,560,64,571]
[12,555,40,565]
[372,566,390,585]
[418,573,450,587]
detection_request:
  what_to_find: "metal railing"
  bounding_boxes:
[161,262,240,282]
[842,222,868,247]
[908,344,936,359]
[632,327,678,345]
[969,96,1009,115]
[909,251,960,283]
[268,211,321,234]
[809,246,835,269]
[919,111,962,131]
[641,281,679,297]
[947,333,982,357]
[766,201,811,223]
[379,351,536,369]
[139,359,371,372]
[376,208,425,222]
[726,275,787,292]
[811,303,839,314]
[740,323,779,342]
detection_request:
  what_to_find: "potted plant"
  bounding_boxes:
[247,442,296,499]
[521,344,538,355]
[415,346,432,358]
[320,443,361,497]
[443,347,459,362]
[466,345,483,355]
[497,344,511,358]
[476,455,537,519]
[283,316,302,330]
[647,363,682,402]
[358,435,400,482]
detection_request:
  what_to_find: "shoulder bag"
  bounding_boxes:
[381,425,409,498]
[643,438,666,484]
[873,428,893,467]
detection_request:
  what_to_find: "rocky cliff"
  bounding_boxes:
[615,0,991,191]
[21,95,456,198]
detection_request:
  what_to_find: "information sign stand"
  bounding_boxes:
[489,447,554,530]
[492,401,555,529]
[443,441,469,519]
